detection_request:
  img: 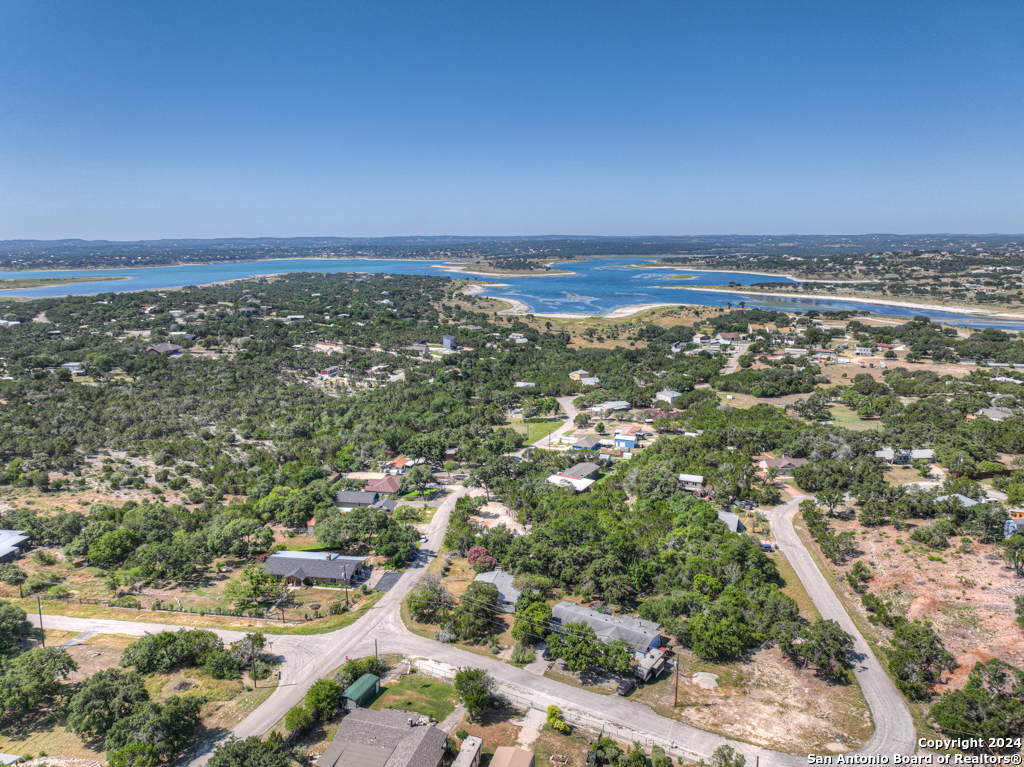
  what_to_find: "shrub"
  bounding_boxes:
[284,704,314,733]
[510,642,535,664]
[46,585,71,600]
[434,628,456,643]
[111,596,142,610]
[546,705,570,734]
[204,648,241,679]
[33,550,58,566]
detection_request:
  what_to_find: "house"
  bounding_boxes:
[147,342,183,355]
[935,494,980,508]
[365,475,403,495]
[635,647,668,682]
[678,473,704,492]
[614,434,638,450]
[572,436,602,450]
[321,365,340,378]
[372,498,399,514]
[61,362,86,375]
[579,376,600,386]
[513,382,536,388]
[318,707,448,767]
[407,343,430,355]
[655,390,682,405]
[758,456,809,476]
[717,332,743,342]
[442,334,456,350]
[490,747,536,767]
[589,400,630,415]
[473,569,520,613]
[335,490,381,511]
[388,455,411,474]
[1004,519,1024,539]
[546,463,601,493]
[0,530,28,563]
[854,347,874,356]
[669,341,687,354]
[452,736,484,767]
[717,511,745,534]
[747,323,765,334]
[550,602,662,655]
[873,448,935,464]
[568,369,590,381]
[263,551,366,586]
[976,408,1012,422]
[167,332,197,340]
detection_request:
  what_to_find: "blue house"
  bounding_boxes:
[614,434,638,450]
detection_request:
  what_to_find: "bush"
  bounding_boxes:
[546,705,570,734]
[434,628,456,643]
[284,704,314,733]
[46,585,71,600]
[120,629,223,674]
[333,656,387,689]
[204,648,241,679]
[455,728,468,740]
[510,642,535,664]
[33,550,58,566]
[306,678,343,720]
[909,524,949,550]
[111,596,142,610]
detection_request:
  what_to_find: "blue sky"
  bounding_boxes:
[1,1,1022,239]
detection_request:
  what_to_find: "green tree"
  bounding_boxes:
[796,618,853,680]
[545,621,603,673]
[107,743,159,767]
[711,745,746,767]
[67,668,150,739]
[305,678,342,720]
[1015,595,1024,630]
[601,638,635,676]
[929,659,1024,750]
[407,575,453,625]
[104,695,204,760]
[223,563,283,610]
[285,703,314,733]
[206,736,291,767]
[0,647,78,720]
[404,464,434,499]
[452,581,499,641]
[511,601,551,645]
[0,599,32,654]
[88,528,140,569]
[886,620,955,701]
[815,488,845,515]
[1004,535,1024,576]
[454,667,494,722]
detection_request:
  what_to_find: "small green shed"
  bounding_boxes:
[342,673,380,708]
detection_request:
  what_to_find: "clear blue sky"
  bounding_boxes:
[1,1,1022,239]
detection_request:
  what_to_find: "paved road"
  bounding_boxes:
[31,485,917,764]
[514,395,579,456]
[768,496,916,758]
[720,343,750,375]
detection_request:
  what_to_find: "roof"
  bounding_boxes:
[0,529,28,560]
[546,475,596,492]
[319,708,448,767]
[594,400,630,411]
[473,569,520,606]
[1006,519,1024,533]
[264,554,362,582]
[569,369,590,376]
[717,511,744,533]
[579,377,600,386]
[335,491,380,506]
[366,475,403,494]
[147,342,183,354]
[573,436,601,449]
[550,602,662,654]
[935,494,980,507]
[874,448,935,461]
[560,462,600,479]
[656,389,682,399]
[452,738,483,767]
[678,473,704,484]
[392,455,411,468]
[373,499,399,513]
[343,673,381,701]
[614,434,637,444]
[490,747,536,767]
[760,457,810,469]
[977,408,1012,421]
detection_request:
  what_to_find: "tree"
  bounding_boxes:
[545,621,603,673]
[223,563,284,610]
[104,695,204,760]
[0,647,78,720]
[711,745,746,767]
[595,421,607,435]
[1004,535,1024,576]
[284,703,314,733]
[816,488,845,515]
[452,581,499,641]
[929,659,1024,750]
[573,412,591,428]
[886,620,955,701]
[467,546,498,572]
[407,575,454,624]
[454,667,493,721]
[443,460,458,483]
[796,618,854,680]
[120,629,223,674]
[306,678,342,720]
[0,599,32,654]
[601,638,635,676]
[88,528,140,569]
[1015,595,1024,630]
[404,463,434,499]
[67,668,150,739]
[206,736,292,767]
[511,601,551,645]
[107,743,160,767]
[846,561,872,593]
[333,656,387,689]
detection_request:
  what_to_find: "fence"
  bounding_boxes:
[412,663,707,765]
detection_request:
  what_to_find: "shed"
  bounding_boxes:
[678,473,704,492]
[452,736,484,767]
[655,390,681,405]
[343,673,380,708]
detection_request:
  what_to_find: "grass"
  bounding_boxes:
[828,404,882,431]
[369,674,459,721]
[771,550,822,622]
[509,418,563,444]
[541,669,612,695]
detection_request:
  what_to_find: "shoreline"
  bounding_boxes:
[627,263,878,284]
[0,255,451,275]
[430,263,577,278]
[657,285,1000,316]
[494,295,682,319]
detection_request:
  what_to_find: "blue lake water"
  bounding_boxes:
[1,256,1022,331]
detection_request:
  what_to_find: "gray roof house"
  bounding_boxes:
[717,511,745,534]
[874,448,935,464]
[935,494,980,508]
[572,436,602,450]
[550,602,662,655]
[0,530,28,563]
[472,569,520,613]
[318,707,448,767]
[561,462,601,480]
[335,490,381,511]
[655,390,682,405]
[976,408,1012,422]
[263,551,366,586]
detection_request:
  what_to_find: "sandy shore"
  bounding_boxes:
[492,297,684,319]
[430,263,576,278]
[623,264,878,284]
[658,285,994,315]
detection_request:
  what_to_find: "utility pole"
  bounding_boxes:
[37,597,44,647]
[252,655,258,689]
[374,639,378,659]
[673,653,680,707]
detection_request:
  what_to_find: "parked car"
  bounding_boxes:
[616,679,636,696]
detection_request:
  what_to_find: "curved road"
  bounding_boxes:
[32,490,916,765]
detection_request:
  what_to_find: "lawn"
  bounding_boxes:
[771,550,822,622]
[828,404,882,431]
[369,674,459,721]
[508,418,563,444]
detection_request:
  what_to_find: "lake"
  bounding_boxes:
[1,256,1022,330]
